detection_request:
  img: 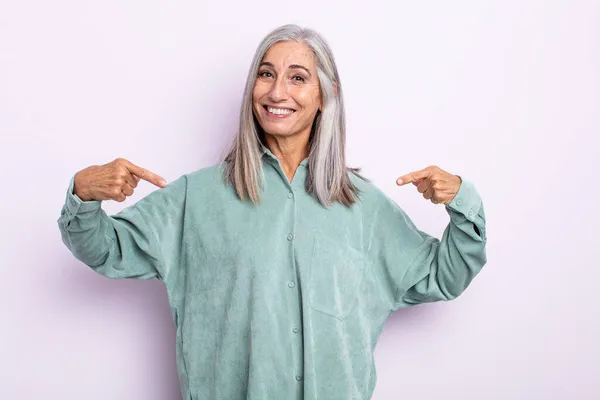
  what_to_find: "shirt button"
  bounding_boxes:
[295,375,303,381]
[456,199,462,205]
[292,327,300,333]
[287,233,294,241]
[288,192,294,199]
[288,281,295,288]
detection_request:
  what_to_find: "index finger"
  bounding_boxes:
[396,168,431,186]
[124,160,167,188]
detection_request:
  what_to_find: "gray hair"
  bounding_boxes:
[223,24,368,207]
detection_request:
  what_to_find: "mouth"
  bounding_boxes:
[263,105,296,118]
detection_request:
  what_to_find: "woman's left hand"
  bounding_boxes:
[396,166,462,205]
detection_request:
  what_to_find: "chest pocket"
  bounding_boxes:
[308,232,366,320]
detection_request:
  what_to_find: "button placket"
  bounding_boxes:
[281,173,303,385]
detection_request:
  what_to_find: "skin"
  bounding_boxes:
[396,167,462,205]
[252,40,462,202]
[73,158,166,202]
[73,40,462,204]
[252,41,322,183]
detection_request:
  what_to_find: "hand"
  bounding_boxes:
[73,158,167,202]
[396,166,462,205]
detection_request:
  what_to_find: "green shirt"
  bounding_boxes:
[57,144,487,400]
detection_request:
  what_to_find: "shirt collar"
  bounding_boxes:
[260,142,308,167]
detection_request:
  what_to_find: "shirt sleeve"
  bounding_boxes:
[56,174,187,282]
[368,176,487,311]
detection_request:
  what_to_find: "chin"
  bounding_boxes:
[262,128,295,137]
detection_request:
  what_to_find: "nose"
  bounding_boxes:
[267,76,289,102]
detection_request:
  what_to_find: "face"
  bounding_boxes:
[252,41,322,139]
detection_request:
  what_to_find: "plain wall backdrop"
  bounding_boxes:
[1,1,598,399]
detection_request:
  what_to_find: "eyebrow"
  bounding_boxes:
[259,62,312,77]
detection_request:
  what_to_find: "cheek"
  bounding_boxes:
[252,82,267,102]
[252,87,263,113]
[295,89,321,112]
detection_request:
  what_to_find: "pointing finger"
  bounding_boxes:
[123,160,167,188]
[396,169,431,186]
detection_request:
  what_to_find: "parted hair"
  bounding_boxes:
[223,24,368,207]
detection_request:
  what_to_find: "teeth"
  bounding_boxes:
[267,107,294,115]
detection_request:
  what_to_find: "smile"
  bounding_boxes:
[264,105,296,118]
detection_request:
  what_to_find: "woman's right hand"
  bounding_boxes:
[73,158,167,202]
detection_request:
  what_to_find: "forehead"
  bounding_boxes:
[261,41,315,68]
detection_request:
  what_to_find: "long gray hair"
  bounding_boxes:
[223,24,368,207]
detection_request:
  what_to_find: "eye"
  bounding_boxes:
[292,75,306,83]
[258,71,273,78]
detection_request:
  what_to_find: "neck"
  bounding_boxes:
[263,131,310,182]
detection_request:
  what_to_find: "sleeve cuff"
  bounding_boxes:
[64,174,102,219]
[445,176,482,223]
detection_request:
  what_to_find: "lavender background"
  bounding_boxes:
[1,1,598,399]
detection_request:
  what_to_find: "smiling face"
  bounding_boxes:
[252,41,322,140]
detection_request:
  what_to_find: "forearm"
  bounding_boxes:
[57,175,160,279]
[396,179,487,306]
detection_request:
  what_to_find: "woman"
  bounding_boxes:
[58,24,487,400]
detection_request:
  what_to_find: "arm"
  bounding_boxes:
[369,177,487,311]
[57,174,187,281]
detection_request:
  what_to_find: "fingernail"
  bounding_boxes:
[396,179,402,185]
[160,179,167,187]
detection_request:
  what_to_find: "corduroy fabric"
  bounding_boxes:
[58,145,487,400]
